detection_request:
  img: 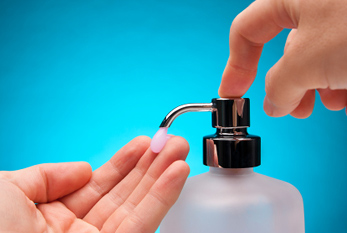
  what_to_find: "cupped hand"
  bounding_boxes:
[219,0,347,117]
[0,136,190,233]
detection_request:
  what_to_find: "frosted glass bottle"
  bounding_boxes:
[160,167,305,233]
[155,98,305,233]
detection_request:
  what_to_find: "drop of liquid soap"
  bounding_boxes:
[151,127,170,153]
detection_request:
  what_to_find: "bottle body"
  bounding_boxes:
[160,168,305,233]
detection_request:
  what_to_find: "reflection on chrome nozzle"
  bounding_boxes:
[159,103,214,128]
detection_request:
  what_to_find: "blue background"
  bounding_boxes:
[1,0,346,232]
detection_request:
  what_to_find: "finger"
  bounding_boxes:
[60,136,151,218]
[2,162,92,203]
[263,59,306,117]
[219,0,298,97]
[263,27,332,118]
[290,89,316,118]
[100,136,189,232]
[318,88,347,111]
[84,143,159,229]
[115,160,190,233]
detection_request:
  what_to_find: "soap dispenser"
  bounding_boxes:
[159,98,305,233]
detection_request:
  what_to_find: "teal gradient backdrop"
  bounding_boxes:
[1,0,346,232]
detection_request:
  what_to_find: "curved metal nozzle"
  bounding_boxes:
[159,103,214,128]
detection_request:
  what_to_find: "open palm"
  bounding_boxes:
[0,136,189,233]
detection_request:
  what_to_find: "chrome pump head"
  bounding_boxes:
[159,98,260,168]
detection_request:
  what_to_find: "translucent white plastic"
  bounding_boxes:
[161,168,305,233]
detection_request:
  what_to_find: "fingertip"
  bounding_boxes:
[67,162,92,182]
[122,135,152,157]
[170,160,190,178]
[290,109,313,119]
[318,88,347,111]
[166,136,190,156]
[219,60,256,98]
[263,96,275,116]
[264,55,310,118]
[133,135,152,147]
[263,95,299,117]
[77,161,93,174]
[155,136,190,163]
[290,90,315,118]
[159,161,190,197]
[156,160,190,200]
[178,160,190,178]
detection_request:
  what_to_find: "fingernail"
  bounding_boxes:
[263,96,274,116]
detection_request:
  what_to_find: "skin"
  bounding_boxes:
[0,136,190,233]
[2,0,346,231]
[219,0,347,118]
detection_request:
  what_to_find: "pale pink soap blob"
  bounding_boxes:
[151,127,171,153]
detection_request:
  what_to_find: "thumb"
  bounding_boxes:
[3,162,92,203]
